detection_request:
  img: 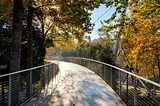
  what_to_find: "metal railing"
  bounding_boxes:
[0,62,59,106]
[61,57,160,106]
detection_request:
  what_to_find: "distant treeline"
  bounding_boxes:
[61,39,114,64]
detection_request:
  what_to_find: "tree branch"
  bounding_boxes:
[44,23,56,36]
[0,12,12,20]
[37,1,68,8]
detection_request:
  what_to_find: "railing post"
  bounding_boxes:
[29,70,32,96]
[119,70,122,96]
[48,65,50,84]
[100,64,102,77]
[134,76,137,106]
[41,67,45,87]
[53,65,55,84]
[52,64,54,86]
[8,75,11,106]
[110,67,113,87]
[83,60,85,67]
[103,65,106,81]
[126,74,129,105]
[43,66,46,86]
[83,59,84,66]
[52,64,53,79]
[81,59,83,66]
[80,59,82,65]
[2,77,4,105]
[54,64,56,84]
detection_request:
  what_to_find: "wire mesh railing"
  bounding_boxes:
[0,62,59,106]
[61,57,160,106]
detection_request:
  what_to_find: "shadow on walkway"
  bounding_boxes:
[25,61,125,106]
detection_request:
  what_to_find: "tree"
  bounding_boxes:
[121,0,160,79]
[23,0,103,67]
[10,0,23,105]
[60,37,114,64]
[98,0,160,79]
[0,0,13,22]
[98,0,129,62]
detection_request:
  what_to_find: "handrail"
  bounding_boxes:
[62,57,160,88]
[0,61,59,106]
[0,63,52,78]
[61,57,160,106]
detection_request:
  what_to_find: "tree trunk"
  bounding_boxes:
[157,55,160,83]
[41,17,45,65]
[26,5,33,98]
[27,5,33,68]
[10,0,23,105]
[40,16,45,87]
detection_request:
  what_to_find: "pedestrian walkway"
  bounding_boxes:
[25,61,125,106]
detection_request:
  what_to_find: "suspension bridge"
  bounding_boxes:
[0,57,160,106]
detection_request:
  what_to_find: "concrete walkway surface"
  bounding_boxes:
[25,61,125,106]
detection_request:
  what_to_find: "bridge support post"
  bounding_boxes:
[29,70,33,96]
[51,64,53,85]
[8,75,11,106]
[48,65,50,84]
[126,74,129,105]
[80,59,82,65]
[110,67,113,87]
[55,64,56,84]
[119,70,122,96]
[55,64,57,84]
[100,64,102,77]
[134,76,137,106]
[103,65,106,81]
[41,67,45,87]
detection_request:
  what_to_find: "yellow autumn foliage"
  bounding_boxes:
[120,0,160,79]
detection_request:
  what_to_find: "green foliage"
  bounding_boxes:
[34,0,105,42]
[0,0,13,23]
[61,38,114,64]
[0,20,11,73]
[99,0,129,39]
[0,0,107,74]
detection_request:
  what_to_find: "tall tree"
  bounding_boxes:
[10,0,23,105]
[27,5,33,68]
[10,1,23,71]
[101,0,129,62]
[99,0,160,80]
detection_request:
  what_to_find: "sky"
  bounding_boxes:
[89,4,115,40]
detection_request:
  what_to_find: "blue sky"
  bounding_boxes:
[89,4,115,40]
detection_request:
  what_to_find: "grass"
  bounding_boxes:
[121,84,160,97]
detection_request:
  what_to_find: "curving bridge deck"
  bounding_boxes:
[25,61,125,106]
